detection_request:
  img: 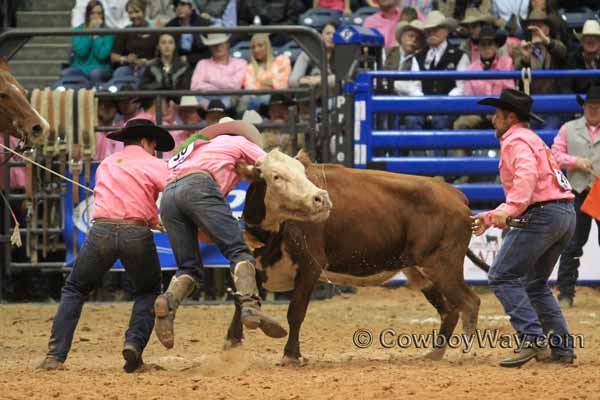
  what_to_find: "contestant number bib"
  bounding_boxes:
[168,142,194,169]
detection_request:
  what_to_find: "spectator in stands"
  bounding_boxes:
[363,0,402,48]
[566,20,600,94]
[454,25,514,130]
[242,33,292,110]
[140,33,192,90]
[261,94,303,155]
[72,0,130,29]
[551,85,600,309]
[205,99,228,125]
[512,9,566,129]
[178,95,205,127]
[527,0,574,50]
[191,31,246,109]
[385,19,424,96]
[195,0,237,27]
[115,85,143,123]
[166,0,212,68]
[411,10,469,129]
[95,95,123,160]
[313,0,351,14]
[458,7,498,62]
[237,0,300,46]
[491,0,528,30]
[110,0,159,77]
[64,1,115,86]
[290,23,336,90]
[146,0,175,26]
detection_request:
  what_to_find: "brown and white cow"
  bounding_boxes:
[229,149,486,365]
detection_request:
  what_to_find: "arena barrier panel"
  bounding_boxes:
[345,69,600,284]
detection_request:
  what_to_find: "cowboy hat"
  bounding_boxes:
[206,98,227,113]
[268,93,295,106]
[196,116,261,146]
[460,8,496,25]
[201,31,230,46]
[575,19,600,42]
[179,96,202,108]
[478,89,545,123]
[107,118,175,151]
[522,9,556,33]
[576,85,600,106]
[423,10,457,31]
[478,25,507,47]
[395,19,425,43]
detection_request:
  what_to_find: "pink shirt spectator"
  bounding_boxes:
[0,135,26,190]
[363,7,402,48]
[316,0,345,11]
[93,145,169,225]
[95,130,124,161]
[168,135,265,196]
[484,123,574,225]
[551,121,600,169]
[464,55,515,96]
[191,58,247,91]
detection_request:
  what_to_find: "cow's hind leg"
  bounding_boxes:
[420,284,459,361]
[224,296,244,350]
[457,281,480,336]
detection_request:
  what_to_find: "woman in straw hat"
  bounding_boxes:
[153,116,287,350]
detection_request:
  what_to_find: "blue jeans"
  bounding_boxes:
[62,67,112,85]
[557,190,600,298]
[488,201,576,355]
[47,223,161,362]
[160,172,254,286]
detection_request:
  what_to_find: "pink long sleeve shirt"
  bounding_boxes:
[0,135,26,189]
[484,123,574,225]
[363,8,402,48]
[464,55,515,96]
[551,120,600,169]
[92,145,169,225]
[191,57,247,91]
[167,135,265,196]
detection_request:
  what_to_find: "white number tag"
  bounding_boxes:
[167,142,194,169]
[554,168,573,191]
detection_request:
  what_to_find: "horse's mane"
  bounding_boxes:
[0,68,27,94]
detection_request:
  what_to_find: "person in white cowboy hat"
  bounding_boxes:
[459,7,502,62]
[410,10,469,130]
[191,27,247,110]
[153,115,287,350]
[384,19,424,97]
[566,19,600,94]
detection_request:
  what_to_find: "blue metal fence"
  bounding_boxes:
[346,69,600,206]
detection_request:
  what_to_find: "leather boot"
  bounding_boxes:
[154,274,196,349]
[500,344,544,368]
[233,261,287,338]
[122,343,144,373]
[37,356,65,370]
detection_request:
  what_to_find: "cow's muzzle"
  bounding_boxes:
[309,190,332,221]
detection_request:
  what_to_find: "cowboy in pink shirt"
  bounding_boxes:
[550,86,600,307]
[472,89,576,368]
[363,0,403,48]
[153,117,287,350]
[39,119,175,373]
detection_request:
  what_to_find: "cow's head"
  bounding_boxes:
[238,149,332,231]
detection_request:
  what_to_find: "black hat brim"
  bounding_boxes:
[107,125,175,152]
[576,94,585,107]
[478,97,545,124]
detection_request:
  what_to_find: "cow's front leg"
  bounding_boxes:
[280,269,320,366]
[224,295,244,349]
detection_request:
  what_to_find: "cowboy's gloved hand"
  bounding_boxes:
[470,213,489,236]
[575,157,593,172]
[490,210,510,228]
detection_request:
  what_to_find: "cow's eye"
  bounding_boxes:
[273,175,280,181]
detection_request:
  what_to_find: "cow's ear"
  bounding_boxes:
[295,149,313,169]
[0,58,9,72]
[236,160,261,182]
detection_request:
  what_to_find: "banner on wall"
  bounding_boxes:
[63,164,247,270]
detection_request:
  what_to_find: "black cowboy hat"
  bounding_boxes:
[268,93,295,106]
[576,85,600,106]
[206,99,227,113]
[107,118,175,151]
[478,25,506,48]
[478,89,545,123]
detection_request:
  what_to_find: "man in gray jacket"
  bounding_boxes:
[551,85,600,308]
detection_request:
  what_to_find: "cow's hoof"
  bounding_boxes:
[278,355,304,367]
[223,338,243,351]
[422,348,445,361]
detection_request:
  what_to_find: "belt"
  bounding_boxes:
[167,170,212,187]
[526,198,574,212]
[93,218,149,226]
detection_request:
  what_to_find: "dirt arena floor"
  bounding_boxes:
[1,286,599,400]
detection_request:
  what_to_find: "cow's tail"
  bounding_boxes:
[466,249,490,273]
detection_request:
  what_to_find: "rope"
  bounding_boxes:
[0,189,22,247]
[0,143,93,193]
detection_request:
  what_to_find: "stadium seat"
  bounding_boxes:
[274,41,302,63]
[51,75,93,90]
[99,76,139,92]
[230,40,251,60]
[558,7,598,29]
[299,7,342,30]
[346,6,378,26]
